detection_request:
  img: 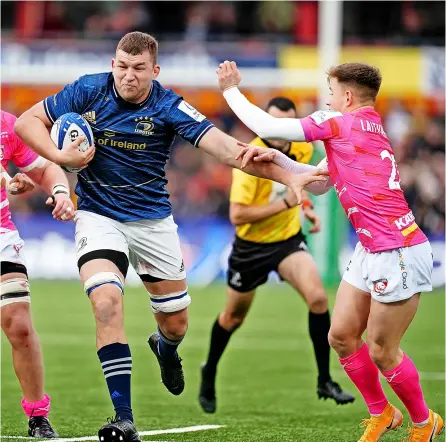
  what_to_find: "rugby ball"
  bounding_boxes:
[50,112,94,173]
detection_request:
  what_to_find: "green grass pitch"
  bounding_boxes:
[1,281,444,441]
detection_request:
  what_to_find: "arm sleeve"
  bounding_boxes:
[166,97,215,147]
[230,169,258,205]
[43,78,88,124]
[272,150,333,195]
[223,87,306,141]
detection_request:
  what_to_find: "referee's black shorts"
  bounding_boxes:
[227,231,309,293]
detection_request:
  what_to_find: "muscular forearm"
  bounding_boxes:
[31,163,69,196]
[15,115,61,164]
[205,130,295,186]
[223,87,306,141]
[231,200,288,225]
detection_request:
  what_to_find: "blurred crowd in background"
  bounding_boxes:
[2,1,445,46]
[3,0,445,237]
[7,104,445,236]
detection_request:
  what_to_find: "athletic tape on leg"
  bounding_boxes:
[150,290,191,313]
[84,272,123,297]
[1,278,30,307]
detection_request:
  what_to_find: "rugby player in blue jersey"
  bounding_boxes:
[15,32,327,442]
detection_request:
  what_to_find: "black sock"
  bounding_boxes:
[308,310,332,384]
[98,343,133,422]
[157,326,183,361]
[204,317,234,375]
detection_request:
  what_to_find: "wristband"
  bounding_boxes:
[283,198,292,209]
[51,184,69,195]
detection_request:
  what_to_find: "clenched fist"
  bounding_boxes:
[217,60,242,92]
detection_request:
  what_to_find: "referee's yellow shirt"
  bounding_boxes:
[230,137,313,243]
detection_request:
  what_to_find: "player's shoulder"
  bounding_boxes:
[308,109,345,126]
[75,72,112,99]
[77,72,111,87]
[151,80,180,106]
[153,81,208,123]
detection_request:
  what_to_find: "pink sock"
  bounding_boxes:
[381,353,429,424]
[340,343,388,415]
[21,393,51,419]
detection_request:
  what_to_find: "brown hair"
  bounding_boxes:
[117,32,158,64]
[327,63,382,102]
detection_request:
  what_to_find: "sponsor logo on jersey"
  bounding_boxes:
[373,278,388,294]
[394,211,415,230]
[309,110,342,126]
[96,137,147,150]
[134,117,154,136]
[82,111,96,125]
[178,101,206,122]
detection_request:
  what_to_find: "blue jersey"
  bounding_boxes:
[44,73,214,222]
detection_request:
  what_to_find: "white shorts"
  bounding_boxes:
[0,230,26,268]
[74,211,186,281]
[342,241,433,303]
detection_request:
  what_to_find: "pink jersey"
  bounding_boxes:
[301,107,427,252]
[1,111,39,232]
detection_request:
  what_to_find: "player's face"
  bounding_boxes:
[326,77,352,113]
[112,50,160,103]
[266,105,297,151]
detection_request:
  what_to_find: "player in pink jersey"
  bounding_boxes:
[216,62,444,442]
[1,110,75,438]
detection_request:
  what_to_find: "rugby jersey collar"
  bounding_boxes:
[110,77,153,109]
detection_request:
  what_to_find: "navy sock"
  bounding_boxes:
[98,343,133,422]
[157,326,183,360]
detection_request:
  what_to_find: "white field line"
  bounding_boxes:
[1,424,224,442]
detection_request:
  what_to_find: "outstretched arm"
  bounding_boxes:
[217,61,306,142]
[223,87,306,142]
[236,144,333,196]
[198,127,328,203]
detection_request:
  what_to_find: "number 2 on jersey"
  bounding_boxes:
[380,150,401,190]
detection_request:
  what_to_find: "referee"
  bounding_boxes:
[199,97,355,413]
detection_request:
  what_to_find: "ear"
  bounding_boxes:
[112,58,116,68]
[153,64,161,79]
[345,89,353,105]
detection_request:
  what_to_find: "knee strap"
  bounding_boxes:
[150,290,191,313]
[1,278,30,307]
[84,272,124,297]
